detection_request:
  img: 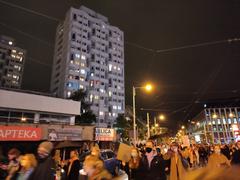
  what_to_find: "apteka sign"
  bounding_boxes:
[0,126,42,141]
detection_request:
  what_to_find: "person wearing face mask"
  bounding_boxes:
[136,141,166,180]
[207,145,230,169]
[122,148,140,180]
[163,142,189,180]
[28,141,56,180]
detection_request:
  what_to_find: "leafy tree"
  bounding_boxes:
[69,90,96,124]
[114,114,131,141]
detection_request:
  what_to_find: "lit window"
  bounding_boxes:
[218,119,221,124]
[113,113,116,117]
[118,106,122,110]
[80,69,85,74]
[100,89,105,93]
[223,118,226,124]
[67,83,72,87]
[90,73,94,77]
[108,91,112,97]
[113,105,117,110]
[75,54,80,58]
[109,113,112,116]
[102,25,105,29]
[114,66,117,70]
[117,67,121,71]
[95,95,99,100]
[81,55,86,60]
[90,94,93,102]
[99,111,104,116]
[90,80,94,87]
[67,91,71,97]
[79,85,84,89]
[9,41,13,45]
[80,63,85,67]
[75,61,80,65]
[80,77,84,81]
[228,119,231,124]
[109,64,112,71]
[12,49,16,53]
[70,60,74,64]
[212,121,215,125]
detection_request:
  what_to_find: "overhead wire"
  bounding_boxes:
[0,0,60,22]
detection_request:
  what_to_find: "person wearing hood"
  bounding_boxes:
[83,155,112,180]
[207,145,230,169]
[136,140,166,180]
[28,141,56,180]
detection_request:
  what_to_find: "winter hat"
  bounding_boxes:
[38,141,53,154]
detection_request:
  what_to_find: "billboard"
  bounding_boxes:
[0,126,42,141]
[46,126,94,141]
[95,128,116,141]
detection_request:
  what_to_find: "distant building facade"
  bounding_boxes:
[51,6,125,127]
[188,104,240,144]
[0,35,26,89]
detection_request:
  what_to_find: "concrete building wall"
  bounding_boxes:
[51,6,125,126]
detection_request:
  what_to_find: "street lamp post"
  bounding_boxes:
[133,86,137,146]
[132,83,153,146]
[147,112,150,139]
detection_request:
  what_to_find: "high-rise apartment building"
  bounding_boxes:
[51,6,125,126]
[0,35,26,89]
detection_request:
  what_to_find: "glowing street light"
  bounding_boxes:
[133,82,154,146]
[196,122,200,126]
[181,125,185,130]
[159,114,165,121]
[145,84,153,92]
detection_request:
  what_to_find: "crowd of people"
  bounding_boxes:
[0,140,239,180]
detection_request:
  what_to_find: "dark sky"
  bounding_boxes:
[0,0,239,130]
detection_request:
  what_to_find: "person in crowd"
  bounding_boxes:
[5,148,21,180]
[137,140,166,180]
[198,145,208,167]
[121,147,141,180]
[163,142,189,180]
[221,144,231,160]
[65,150,80,180]
[28,141,55,180]
[207,145,230,169]
[11,154,37,180]
[189,144,199,168]
[83,155,112,180]
[231,140,240,165]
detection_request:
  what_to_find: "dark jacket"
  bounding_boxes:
[136,154,166,180]
[231,149,240,165]
[28,156,55,180]
[66,159,80,180]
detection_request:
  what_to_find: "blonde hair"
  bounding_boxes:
[21,154,37,170]
[84,155,104,170]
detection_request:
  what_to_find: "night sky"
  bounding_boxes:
[0,0,239,130]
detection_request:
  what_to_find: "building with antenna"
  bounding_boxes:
[50,6,125,127]
[0,35,26,89]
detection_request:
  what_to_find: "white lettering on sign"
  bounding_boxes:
[0,130,38,139]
